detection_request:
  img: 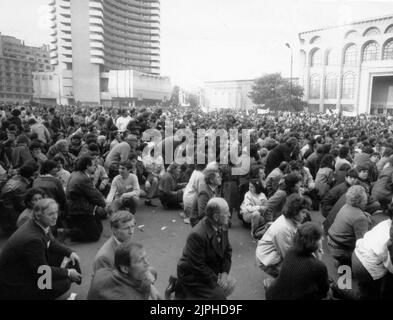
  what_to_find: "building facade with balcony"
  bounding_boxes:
[299,14,393,115]
[42,0,163,105]
[0,34,52,104]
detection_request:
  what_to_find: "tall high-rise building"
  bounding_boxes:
[44,0,163,105]
[0,34,52,104]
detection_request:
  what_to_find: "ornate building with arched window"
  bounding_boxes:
[298,14,393,114]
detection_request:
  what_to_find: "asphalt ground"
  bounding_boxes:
[0,198,340,300]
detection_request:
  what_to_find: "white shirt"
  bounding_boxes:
[355,219,393,280]
[115,116,132,132]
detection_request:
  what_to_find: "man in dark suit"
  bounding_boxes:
[190,169,222,227]
[177,197,236,300]
[0,198,81,300]
[66,156,106,242]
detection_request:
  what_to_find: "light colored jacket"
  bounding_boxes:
[255,215,300,267]
[240,191,268,215]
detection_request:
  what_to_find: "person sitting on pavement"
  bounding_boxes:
[158,163,186,210]
[352,203,393,300]
[327,185,371,267]
[255,193,310,278]
[0,160,39,233]
[0,198,81,300]
[129,151,158,207]
[16,187,46,228]
[87,241,162,300]
[265,222,329,300]
[190,169,222,227]
[93,210,136,273]
[320,168,358,218]
[176,198,236,300]
[105,134,138,180]
[66,156,107,243]
[106,160,140,215]
[264,161,288,198]
[266,172,302,221]
[240,179,270,239]
[182,163,207,225]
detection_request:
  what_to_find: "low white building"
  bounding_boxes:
[203,79,254,111]
[33,69,171,106]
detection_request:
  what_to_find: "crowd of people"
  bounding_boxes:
[1,102,393,299]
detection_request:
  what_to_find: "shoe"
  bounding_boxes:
[145,200,157,207]
[183,218,190,224]
[165,275,177,300]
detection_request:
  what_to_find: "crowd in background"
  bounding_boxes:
[1,101,393,299]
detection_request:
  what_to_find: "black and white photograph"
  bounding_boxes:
[0,0,393,308]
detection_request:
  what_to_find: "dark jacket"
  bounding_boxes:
[266,249,329,300]
[87,268,149,300]
[372,166,393,206]
[33,175,67,214]
[177,217,232,299]
[0,174,30,230]
[0,219,72,299]
[320,182,350,218]
[66,171,105,216]
[265,143,292,176]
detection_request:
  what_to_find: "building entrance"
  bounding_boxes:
[370,76,393,114]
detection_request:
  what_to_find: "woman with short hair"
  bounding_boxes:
[327,185,371,267]
[255,193,310,278]
[266,222,329,300]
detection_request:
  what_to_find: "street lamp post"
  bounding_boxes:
[53,73,61,105]
[285,43,293,112]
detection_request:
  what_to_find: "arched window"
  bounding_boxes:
[385,25,393,34]
[344,45,357,65]
[309,74,321,99]
[383,40,393,60]
[311,49,322,66]
[310,36,321,44]
[342,73,355,99]
[325,74,337,99]
[326,49,339,66]
[345,30,358,40]
[363,27,380,36]
[362,42,378,61]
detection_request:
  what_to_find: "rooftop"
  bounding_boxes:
[299,13,393,35]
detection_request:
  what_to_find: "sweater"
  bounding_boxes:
[328,204,371,252]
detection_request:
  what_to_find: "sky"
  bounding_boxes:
[0,0,392,89]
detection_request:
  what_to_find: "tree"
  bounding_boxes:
[188,93,199,108]
[248,73,306,112]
